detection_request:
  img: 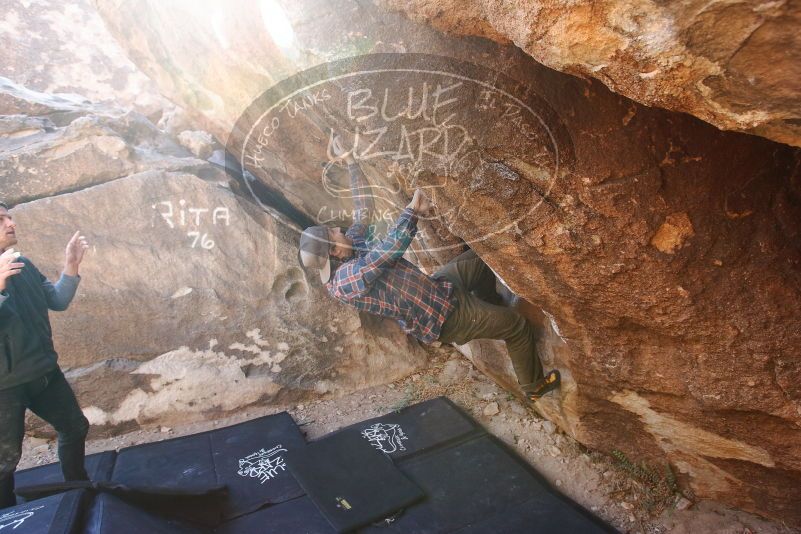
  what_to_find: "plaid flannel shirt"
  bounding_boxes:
[326,163,455,344]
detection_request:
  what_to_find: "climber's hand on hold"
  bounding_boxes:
[407,189,432,216]
[329,132,355,164]
[406,189,431,216]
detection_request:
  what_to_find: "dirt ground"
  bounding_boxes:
[20,344,799,534]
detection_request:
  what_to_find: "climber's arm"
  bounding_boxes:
[329,207,418,300]
[347,159,376,238]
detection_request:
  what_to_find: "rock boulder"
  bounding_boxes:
[82,0,801,523]
[0,0,169,118]
[1,78,427,436]
[14,169,427,434]
[377,0,801,148]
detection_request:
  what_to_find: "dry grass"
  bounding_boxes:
[610,449,685,519]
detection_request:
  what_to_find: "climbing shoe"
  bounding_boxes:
[523,369,561,401]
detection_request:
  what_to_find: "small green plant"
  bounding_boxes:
[611,449,681,515]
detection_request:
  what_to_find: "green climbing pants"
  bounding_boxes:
[435,250,543,386]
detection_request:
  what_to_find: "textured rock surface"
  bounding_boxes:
[177,130,216,159]
[1,78,427,436]
[14,171,426,434]
[0,76,206,205]
[0,0,168,118]
[376,0,801,148]
[91,0,801,524]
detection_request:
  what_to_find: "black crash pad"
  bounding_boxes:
[3,398,612,533]
[111,412,306,519]
[215,496,335,534]
[454,493,616,534]
[83,492,204,534]
[287,430,425,533]
[14,480,228,528]
[0,490,87,534]
[329,397,481,460]
[361,433,614,534]
[13,451,116,504]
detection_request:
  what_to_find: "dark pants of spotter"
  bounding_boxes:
[0,367,89,509]
[435,250,544,386]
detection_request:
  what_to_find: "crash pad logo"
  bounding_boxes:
[0,505,44,530]
[361,422,408,454]
[228,53,570,253]
[237,444,288,484]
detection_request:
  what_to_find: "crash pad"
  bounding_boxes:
[286,430,425,533]
[111,412,305,519]
[0,490,87,534]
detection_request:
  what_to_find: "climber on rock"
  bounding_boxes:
[0,201,91,509]
[299,135,560,401]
